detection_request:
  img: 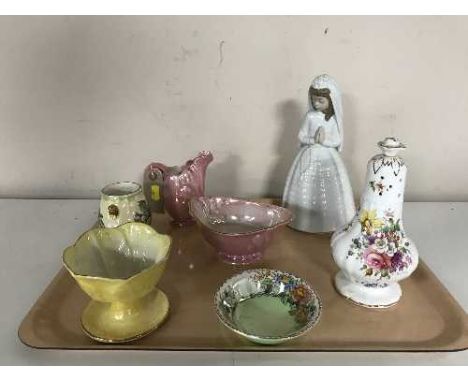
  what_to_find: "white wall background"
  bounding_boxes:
[0,16,467,201]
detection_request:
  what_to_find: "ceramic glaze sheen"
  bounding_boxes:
[215,269,322,345]
[62,223,171,343]
[331,137,419,308]
[189,197,293,265]
[282,74,355,233]
[99,182,151,228]
[147,151,213,226]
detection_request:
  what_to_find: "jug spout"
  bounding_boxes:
[187,151,213,175]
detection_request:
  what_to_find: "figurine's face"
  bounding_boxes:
[311,95,330,112]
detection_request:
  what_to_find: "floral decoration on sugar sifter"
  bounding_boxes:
[346,209,413,280]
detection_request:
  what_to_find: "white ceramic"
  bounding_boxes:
[99,181,151,228]
[282,74,356,233]
[331,137,419,308]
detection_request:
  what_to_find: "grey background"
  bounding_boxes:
[1,16,467,200]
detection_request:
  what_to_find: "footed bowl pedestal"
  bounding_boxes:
[81,288,169,343]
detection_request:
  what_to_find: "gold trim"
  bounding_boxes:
[80,290,170,344]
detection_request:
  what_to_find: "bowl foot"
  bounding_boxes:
[334,271,401,308]
[218,251,264,265]
[80,288,169,343]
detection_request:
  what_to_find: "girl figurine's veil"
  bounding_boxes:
[309,74,344,151]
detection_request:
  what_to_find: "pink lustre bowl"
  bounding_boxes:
[189,197,293,265]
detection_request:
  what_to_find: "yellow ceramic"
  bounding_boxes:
[63,222,171,343]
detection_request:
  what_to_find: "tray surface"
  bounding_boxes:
[19,211,468,351]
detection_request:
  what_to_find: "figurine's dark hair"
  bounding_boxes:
[309,86,334,121]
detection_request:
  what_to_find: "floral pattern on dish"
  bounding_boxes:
[219,269,319,326]
[254,269,317,324]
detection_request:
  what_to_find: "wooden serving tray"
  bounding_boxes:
[18,211,468,352]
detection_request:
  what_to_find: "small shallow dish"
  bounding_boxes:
[189,197,293,264]
[63,222,171,343]
[215,269,322,345]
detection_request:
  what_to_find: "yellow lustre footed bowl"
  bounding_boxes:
[63,222,171,343]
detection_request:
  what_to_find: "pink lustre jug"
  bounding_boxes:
[146,151,213,226]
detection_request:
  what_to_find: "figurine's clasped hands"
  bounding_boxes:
[314,126,325,145]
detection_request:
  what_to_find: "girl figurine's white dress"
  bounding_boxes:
[282,74,356,233]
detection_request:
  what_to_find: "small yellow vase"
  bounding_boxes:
[63,222,171,343]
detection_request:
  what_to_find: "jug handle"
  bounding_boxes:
[147,162,168,181]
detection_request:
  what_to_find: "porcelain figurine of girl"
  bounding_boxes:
[282,74,356,233]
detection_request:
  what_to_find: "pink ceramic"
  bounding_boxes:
[189,197,293,265]
[147,151,213,226]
